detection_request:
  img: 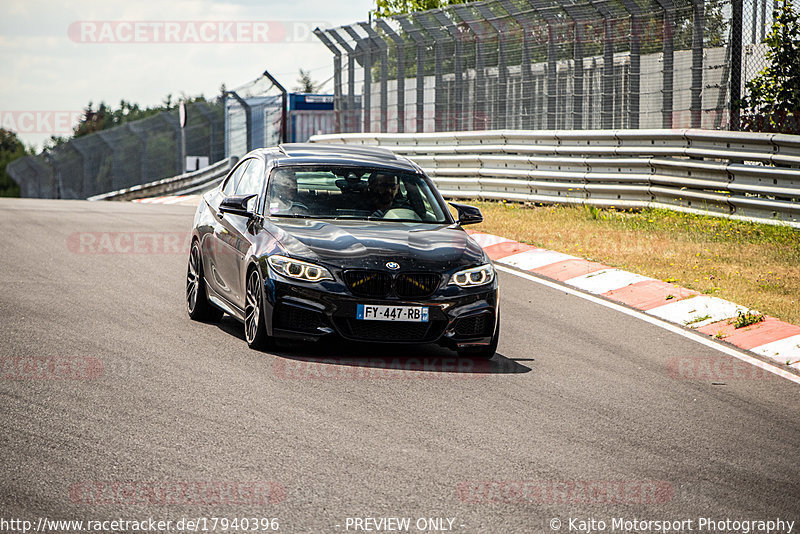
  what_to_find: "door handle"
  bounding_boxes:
[216,212,224,220]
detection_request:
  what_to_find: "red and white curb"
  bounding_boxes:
[468,231,800,376]
[133,195,199,205]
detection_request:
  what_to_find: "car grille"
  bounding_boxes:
[274,303,327,333]
[395,273,441,298]
[453,312,493,338]
[343,270,441,299]
[343,271,392,298]
[336,318,444,342]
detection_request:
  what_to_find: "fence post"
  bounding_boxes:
[619,0,642,129]
[225,91,252,152]
[526,0,558,130]
[314,29,344,133]
[561,2,597,130]
[360,23,389,133]
[376,20,406,133]
[396,15,427,133]
[691,0,705,128]
[730,0,743,131]
[655,0,675,129]
[342,26,372,133]
[414,13,447,132]
[476,3,510,130]
[432,10,463,131]
[452,5,489,130]
[498,0,535,130]
[328,29,358,133]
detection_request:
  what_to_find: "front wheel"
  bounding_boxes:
[457,310,500,360]
[245,268,272,350]
[187,241,223,322]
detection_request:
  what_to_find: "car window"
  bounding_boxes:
[266,166,449,223]
[222,159,251,196]
[235,159,265,197]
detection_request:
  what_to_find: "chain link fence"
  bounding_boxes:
[315,0,798,135]
[7,101,224,199]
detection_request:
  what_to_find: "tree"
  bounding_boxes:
[371,0,467,18]
[740,0,800,134]
[0,129,27,197]
[71,93,211,139]
[294,69,321,93]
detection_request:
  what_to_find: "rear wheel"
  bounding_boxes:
[245,267,272,350]
[187,241,223,322]
[457,310,500,360]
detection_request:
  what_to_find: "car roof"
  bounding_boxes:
[250,143,420,173]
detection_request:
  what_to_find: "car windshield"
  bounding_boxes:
[266,166,451,224]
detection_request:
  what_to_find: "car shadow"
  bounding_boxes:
[214,316,530,375]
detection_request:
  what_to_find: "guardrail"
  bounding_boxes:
[87,157,236,201]
[309,130,800,227]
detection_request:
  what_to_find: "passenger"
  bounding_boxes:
[269,169,308,215]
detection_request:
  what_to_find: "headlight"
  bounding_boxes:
[267,255,333,282]
[449,263,495,287]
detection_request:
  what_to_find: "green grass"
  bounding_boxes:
[471,201,800,325]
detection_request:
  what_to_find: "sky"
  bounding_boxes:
[0,0,374,149]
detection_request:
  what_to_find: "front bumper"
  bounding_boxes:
[263,276,498,349]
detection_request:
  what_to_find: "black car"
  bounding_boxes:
[186,143,500,359]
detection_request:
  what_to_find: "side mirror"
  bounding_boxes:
[449,202,483,226]
[219,194,257,218]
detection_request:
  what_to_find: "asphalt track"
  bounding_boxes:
[1,198,799,533]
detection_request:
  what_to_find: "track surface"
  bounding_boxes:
[1,198,799,533]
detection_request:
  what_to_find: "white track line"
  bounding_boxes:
[496,264,800,385]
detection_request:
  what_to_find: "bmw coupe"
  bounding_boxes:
[186,143,500,359]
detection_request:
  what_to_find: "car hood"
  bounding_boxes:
[267,219,487,271]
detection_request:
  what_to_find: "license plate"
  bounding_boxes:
[356,304,429,322]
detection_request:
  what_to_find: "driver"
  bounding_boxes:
[368,172,401,218]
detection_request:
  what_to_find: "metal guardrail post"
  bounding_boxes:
[314,29,344,133]
[376,20,405,133]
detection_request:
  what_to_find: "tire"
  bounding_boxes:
[187,241,223,322]
[245,267,272,350]
[457,310,500,360]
